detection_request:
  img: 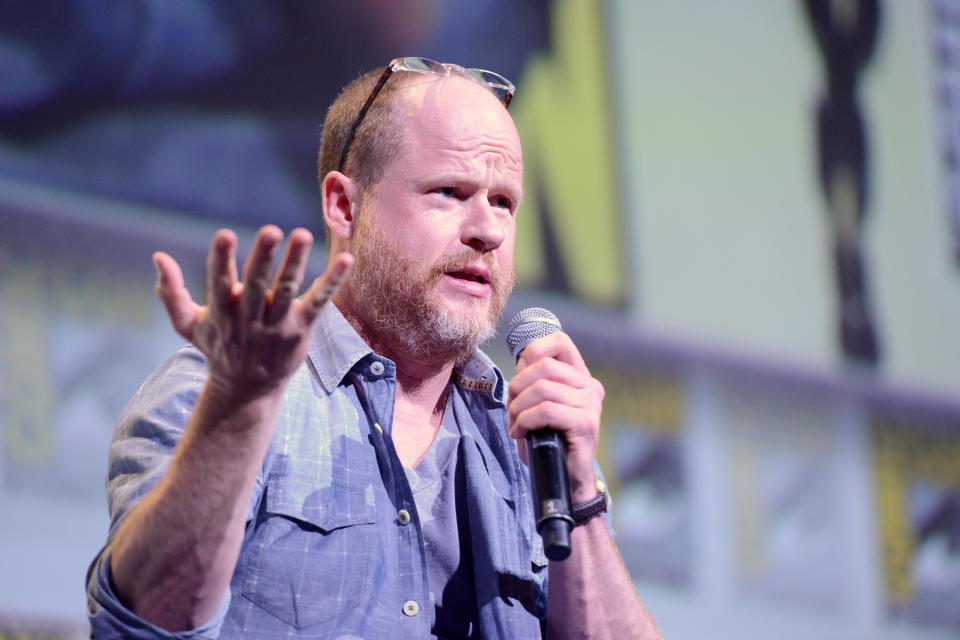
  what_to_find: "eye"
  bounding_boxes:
[433,186,458,198]
[491,195,513,211]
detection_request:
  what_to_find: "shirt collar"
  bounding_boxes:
[307,302,505,401]
[453,350,505,402]
[307,302,373,393]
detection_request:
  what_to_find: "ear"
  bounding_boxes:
[321,171,362,244]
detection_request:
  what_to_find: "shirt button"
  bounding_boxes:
[402,600,419,616]
[369,361,385,376]
[397,509,411,525]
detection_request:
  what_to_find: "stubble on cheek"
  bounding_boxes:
[347,215,514,364]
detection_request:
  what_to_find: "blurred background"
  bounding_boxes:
[2,1,959,638]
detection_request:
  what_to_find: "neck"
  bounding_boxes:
[333,294,456,412]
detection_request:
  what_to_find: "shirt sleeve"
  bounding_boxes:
[85,346,230,638]
[86,543,229,639]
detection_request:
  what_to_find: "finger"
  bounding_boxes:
[240,225,283,321]
[508,378,598,425]
[264,228,313,325]
[206,230,239,312]
[154,252,202,340]
[515,332,588,374]
[508,357,591,404]
[301,252,354,323]
[509,401,596,441]
[510,401,601,490]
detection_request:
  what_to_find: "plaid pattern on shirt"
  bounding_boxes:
[86,302,547,639]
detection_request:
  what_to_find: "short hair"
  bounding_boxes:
[318,68,418,198]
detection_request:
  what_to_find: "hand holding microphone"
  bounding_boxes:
[506,308,605,561]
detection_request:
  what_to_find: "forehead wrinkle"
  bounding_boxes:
[432,142,522,175]
[427,125,522,168]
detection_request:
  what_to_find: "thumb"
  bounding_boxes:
[154,252,201,340]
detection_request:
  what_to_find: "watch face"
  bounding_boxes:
[595,475,607,505]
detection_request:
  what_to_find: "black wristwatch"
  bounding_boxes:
[571,474,608,526]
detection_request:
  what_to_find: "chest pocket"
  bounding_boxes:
[239,455,378,630]
[484,445,548,574]
[462,435,548,624]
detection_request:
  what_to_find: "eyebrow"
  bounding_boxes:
[420,172,522,198]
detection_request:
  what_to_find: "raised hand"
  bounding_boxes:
[153,224,353,398]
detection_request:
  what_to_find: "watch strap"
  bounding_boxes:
[571,474,608,525]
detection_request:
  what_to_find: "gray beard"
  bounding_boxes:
[346,217,513,367]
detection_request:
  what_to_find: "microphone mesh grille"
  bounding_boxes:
[505,307,563,361]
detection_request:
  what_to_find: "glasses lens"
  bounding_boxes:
[340,57,515,173]
[395,57,514,107]
[464,68,515,105]
[395,57,443,73]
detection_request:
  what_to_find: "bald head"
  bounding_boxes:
[399,75,522,171]
[318,65,519,198]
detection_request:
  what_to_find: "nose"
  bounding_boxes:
[461,195,506,253]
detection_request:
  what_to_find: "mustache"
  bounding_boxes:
[432,250,517,305]
[431,250,499,281]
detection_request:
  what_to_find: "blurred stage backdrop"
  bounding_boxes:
[2,1,960,638]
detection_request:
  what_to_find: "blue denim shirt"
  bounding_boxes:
[86,303,548,639]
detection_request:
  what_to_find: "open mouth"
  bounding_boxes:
[446,268,489,285]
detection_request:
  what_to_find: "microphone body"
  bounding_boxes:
[506,308,573,561]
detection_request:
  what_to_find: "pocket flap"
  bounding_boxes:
[263,472,376,532]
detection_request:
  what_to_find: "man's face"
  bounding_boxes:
[346,75,522,365]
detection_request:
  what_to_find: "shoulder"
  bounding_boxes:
[115,345,208,440]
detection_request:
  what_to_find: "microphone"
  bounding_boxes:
[506,307,573,561]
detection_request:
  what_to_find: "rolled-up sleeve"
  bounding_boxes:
[86,346,229,638]
[86,543,229,639]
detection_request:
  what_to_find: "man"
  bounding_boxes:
[86,58,662,639]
